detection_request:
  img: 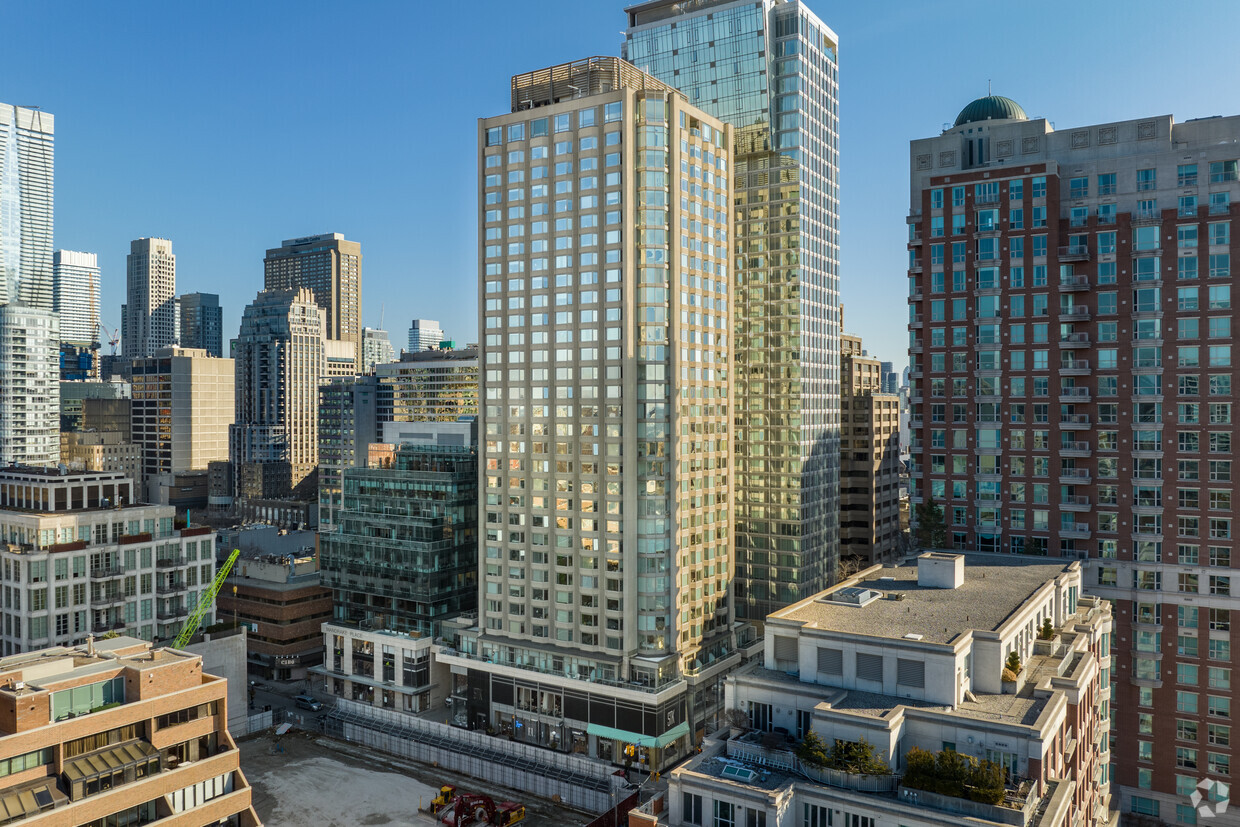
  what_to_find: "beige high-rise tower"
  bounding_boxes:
[437,56,737,771]
[122,237,176,359]
[264,233,362,372]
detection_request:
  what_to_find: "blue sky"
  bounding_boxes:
[4,0,1239,366]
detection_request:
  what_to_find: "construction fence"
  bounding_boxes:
[323,699,626,813]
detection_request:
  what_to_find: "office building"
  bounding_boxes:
[230,287,324,494]
[121,238,177,359]
[264,233,362,371]
[316,623,444,714]
[0,636,260,826]
[880,359,899,394]
[80,395,133,435]
[376,345,478,423]
[434,57,736,771]
[839,334,901,566]
[362,326,396,371]
[625,0,843,620]
[0,305,60,466]
[648,554,1113,827]
[0,103,54,310]
[320,422,476,640]
[178,291,223,357]
[407,318,444,353]
[217,525,330,681]
[321,338,358,379]
[318,375,379,531]
[130,347,233,491]
[907,100,1240,823]
[52,250,100,347]
[0,467,216,651]
[59,430,142,481]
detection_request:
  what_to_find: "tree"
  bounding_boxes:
[913,499,948,549]
[1038,617,1055,640]
[1005,651,1023,675]
[795,730,830,768]
[828,738,891,775]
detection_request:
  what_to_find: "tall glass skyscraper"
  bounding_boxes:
[625,0,841,620]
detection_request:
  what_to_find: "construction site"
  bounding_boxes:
[240,728,596,827]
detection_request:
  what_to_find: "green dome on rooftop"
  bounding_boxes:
[953,95,1027,127]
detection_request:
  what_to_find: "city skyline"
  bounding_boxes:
[5,1,1238,367]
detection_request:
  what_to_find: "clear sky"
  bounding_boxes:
[4,0,1239,367]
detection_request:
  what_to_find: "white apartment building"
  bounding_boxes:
[0,305,60,467]
[52,250,100,346]
[647,553,1114,827]
[0,467,217,655]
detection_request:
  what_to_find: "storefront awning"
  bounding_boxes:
[587,721,690,749]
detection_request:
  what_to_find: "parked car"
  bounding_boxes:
[293,694,322,712]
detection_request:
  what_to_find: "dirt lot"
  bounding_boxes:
[240,728,593,826]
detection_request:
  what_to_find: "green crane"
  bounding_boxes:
[172,549,241,649]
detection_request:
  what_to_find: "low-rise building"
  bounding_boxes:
[647,553,1114,827]
[314,623,445,715]
[0,467,217,654]
[59,431,142,482]
[216,526,330,681]
[0,635,259,825]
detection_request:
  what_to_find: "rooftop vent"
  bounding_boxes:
[818,586,883,608]
[903,633,924,641]
[917,552,965,589]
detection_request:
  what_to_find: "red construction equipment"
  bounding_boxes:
[439,792,525,826]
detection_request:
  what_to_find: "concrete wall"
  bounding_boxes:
[185,627,249,736]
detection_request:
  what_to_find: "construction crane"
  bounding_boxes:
[102,326,121,356]
[172,549,240,649]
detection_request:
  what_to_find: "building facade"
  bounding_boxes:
[315,623,444,715]
[0,636,260,826]
[907,100,1240,824]
[131,347,234,488]
[264,233,362,372]
[59,430,142,481]
[625,0,844,621]
[320,430,477,639]
[840,334,902,566]
[361,326,396,371]
[376,346,478,423]
[0,468,216,653]
[0,305,60,467]
[435,57,738,771]
[317,375,379,531]
[0,103,54,310]
[178,291,223,357]
[647,553,1114,827]
[229,287,324,493]
[406,318,444,353]
[52,250,100,347]
[121,238,177,359]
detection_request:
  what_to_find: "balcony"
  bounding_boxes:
[1060,441,1092,457]
[92,621,126,634]
[1058,275,1090,291]
[157,605,189,621]
[157,581,186,595]
[908,231,923,246]
[1131,209,1162,225]
[90,565,123,579]
[1060,413,1092,428]
[1058,245,1091,262]
[1210,203,1231,216]
[1059,332,1091,348]
[909,314,924,328]
[1061,495,1092,511]
[1060,361,1091,376]
[1060,469,1092,484]
[92,592,126,608]
[1060,524,1092,539]
[975,192,1001,206]
[156,556,186,569]
[909,289,923,301]
[1059,305,1091,322]
[1059,386,1091,402]
[909,260,923,274]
